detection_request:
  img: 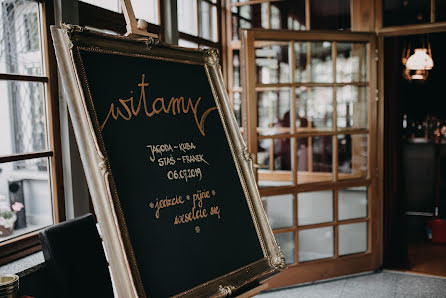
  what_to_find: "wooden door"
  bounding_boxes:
[241,29,378,289]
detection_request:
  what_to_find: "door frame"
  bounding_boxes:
[377,22,446,269]
[241,28,379,288]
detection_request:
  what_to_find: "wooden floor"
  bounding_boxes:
[407,241,446,277]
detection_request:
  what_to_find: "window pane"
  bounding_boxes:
[233,92,242,127]
[131,0,160,25]
[270,0,306,30]
[199,1,218,42]
[0,80,48,156]
[338,134,368,179]
[339,222,368,256]
[257,138,293,187]
[232,3,267,41]
[297,137,333,184]
[178,39,198,48]
[298,191,333,226]
[312,136,333,172]
[0,0,43,76]
[257,138,292,171]
[437,1,446,22]
[256,44,290,84]
[337,86,368,130]
[257,90,291,135]
[275,232,295,264]
[233,50,240,88]
[310,42,333,83]
[299,226,334,262]
[0,157,52,242]
[263,194,294,229]
[80,0,120,12]
[338,186,368,221]
[178,0,198,36]
[336,43,368,83]
[296,87,334,130]
[294,42,309,83]
[311,0,350,30]
[383,0,430,27]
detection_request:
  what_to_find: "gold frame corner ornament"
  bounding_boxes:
[51,25,284,298]
[204,48,220,66]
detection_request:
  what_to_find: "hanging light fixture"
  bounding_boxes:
[402,37,434,81]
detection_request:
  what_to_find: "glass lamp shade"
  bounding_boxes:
[405,48,434,70]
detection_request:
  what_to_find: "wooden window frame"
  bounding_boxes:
[0,0,65,266]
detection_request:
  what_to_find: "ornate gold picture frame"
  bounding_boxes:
[51,24,285,297]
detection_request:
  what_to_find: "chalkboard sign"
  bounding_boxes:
[52,25,285,298]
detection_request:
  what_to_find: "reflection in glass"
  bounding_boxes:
[0,81,47,157]
[310,42,333,83]
[338,134,368,179]
[233,92,242,127]
[270,0,306,30]
[257,90,291,135]
[337,86,368,129]
[296,87,333,130]
[339,222,368,256]
[0,158,53,242]
[338,187,368,221]
[177,0,198,35]
[233,50,241,88]
[178,39,198,48]
[310,0,350,30]
[199,1,218,42]
[132,0,160,24]
[383,0,430,27]
[231,4,267,40]
[336,43,368,82]
[294,42,309,82]
[298,191,333,226]
[297,137,310,171]
[262,194,294,229]
[0,0,43,76]
[312,136,333,173]
[275,232,295,264]
[299,226,334,262]
[257,138,292,171]
[297,137,333,184]
[256,44,290,84]
[437,1,446,22]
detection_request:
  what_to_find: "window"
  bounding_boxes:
[80,0,160,25]
[383,0,430,27]
[24,12,39,52]
[78,0,222,52]
[382,0,446,26]
[79,0,161,37]
[177,0,221,49]
[0,0,63,264]
[226,0,353,128]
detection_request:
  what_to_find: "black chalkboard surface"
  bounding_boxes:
[52,26,284,298]
[80,50,264,297]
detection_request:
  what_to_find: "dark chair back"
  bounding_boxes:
[39,213,114,298]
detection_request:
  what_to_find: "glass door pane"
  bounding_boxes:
[242,29,375,284]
